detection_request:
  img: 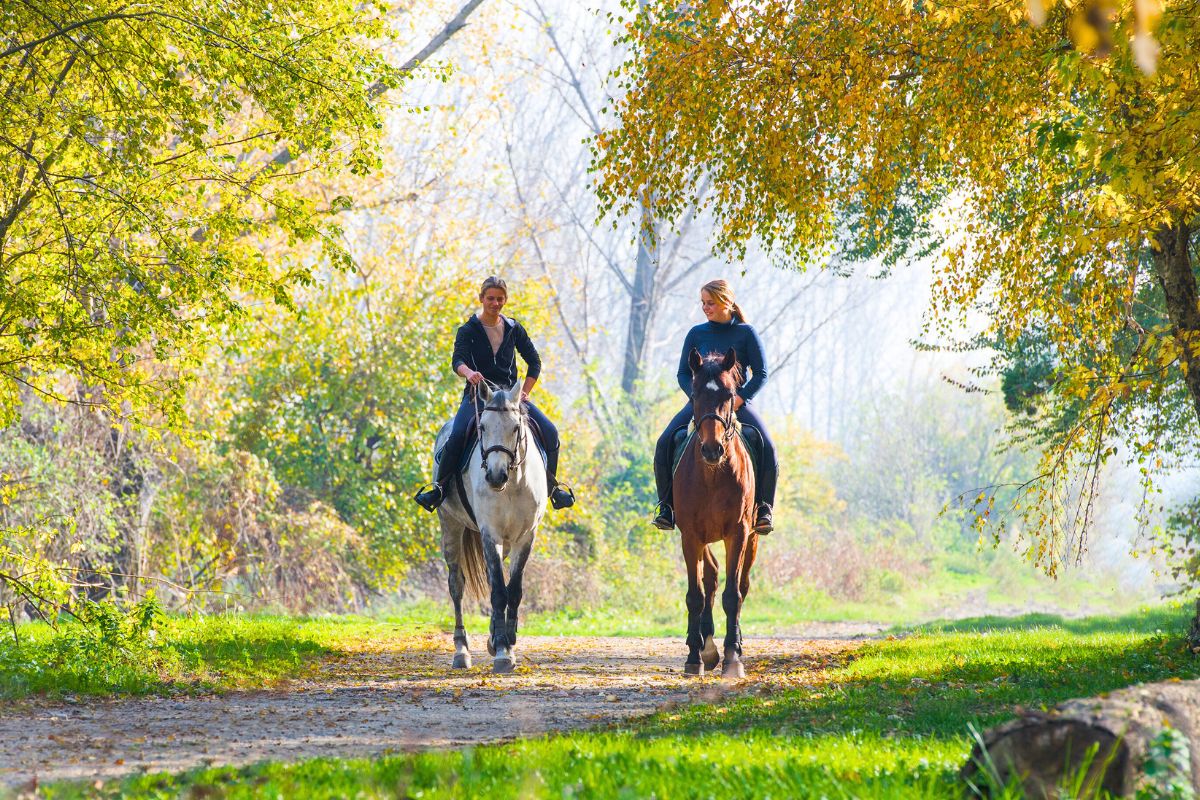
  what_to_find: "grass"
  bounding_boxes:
[0,614,443,700]
[0,547,1160,700]
[382,547,1142,638]
[34,601,1199,799]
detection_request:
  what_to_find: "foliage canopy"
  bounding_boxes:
[598,0,1200,570]
[0,0,396,427]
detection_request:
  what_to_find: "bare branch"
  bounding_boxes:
[370,0,488,98]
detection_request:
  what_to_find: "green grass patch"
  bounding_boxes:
[0,613,433,700]
[40,602,1199,799]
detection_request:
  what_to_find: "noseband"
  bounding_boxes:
[477,402,528,471]
[696,408,738,444]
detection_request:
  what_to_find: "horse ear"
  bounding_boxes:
[688,347,703,373]
[478,382,493,403]
[722,347,737,372]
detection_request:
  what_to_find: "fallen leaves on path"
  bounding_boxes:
[0,632,868,789]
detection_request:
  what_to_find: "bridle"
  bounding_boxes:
[473,384,528,471]
[696,402,738,444]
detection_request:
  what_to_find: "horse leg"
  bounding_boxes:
[449,562,472,669]
[740,532,758,604]
[737,532,758,670]
[503,534,534,662]
[682,534,706,675]
[479,527,513,673]
[442,520,471,669]
[721,529,748,679]
[700,545,720,671]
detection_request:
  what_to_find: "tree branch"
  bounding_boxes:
[0,10,159,59]
[376,0,488,95]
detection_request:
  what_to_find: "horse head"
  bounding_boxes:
[477,382,526,490]
[688,347,741,466]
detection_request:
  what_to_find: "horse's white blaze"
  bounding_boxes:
[705,380,719,391]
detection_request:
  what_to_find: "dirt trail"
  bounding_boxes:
[0,629,870,789]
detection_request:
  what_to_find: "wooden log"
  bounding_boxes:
[961,679,1200,798]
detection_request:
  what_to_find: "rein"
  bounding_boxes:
[472,383,529,472]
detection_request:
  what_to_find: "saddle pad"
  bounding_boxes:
[670,425,763,477]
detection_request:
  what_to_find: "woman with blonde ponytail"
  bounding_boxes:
[652,279,778,533]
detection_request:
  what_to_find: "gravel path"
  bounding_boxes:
[0,629,871,789]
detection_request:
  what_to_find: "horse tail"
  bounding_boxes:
[460,527,488,601]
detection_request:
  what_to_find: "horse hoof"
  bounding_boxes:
[452,652,472,669]
[721,660,745,680]
[684,662,705,676]
[701,636,719,670]
[493,657,515,674]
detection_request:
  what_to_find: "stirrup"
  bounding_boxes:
[753,503,774,535]
[550,483,576,510]
[413,482,445,513]
[652,502,675,531]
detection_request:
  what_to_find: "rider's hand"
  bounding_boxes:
[520,391,530,403]
[466,370,484,386]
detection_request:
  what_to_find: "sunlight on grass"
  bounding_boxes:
[38,602,1198,799]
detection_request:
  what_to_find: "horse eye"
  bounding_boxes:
[512,426,518,434]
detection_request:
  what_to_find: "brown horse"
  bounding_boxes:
[674,347,758,678]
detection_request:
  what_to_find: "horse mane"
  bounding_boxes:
[699,353,743,388]
[484,384,525,412]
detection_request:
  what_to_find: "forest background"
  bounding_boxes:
[2,0,1190,636]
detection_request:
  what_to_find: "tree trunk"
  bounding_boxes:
[620,200,658,396]
[1151,219,1200,422]
[962,679,1200,798]
[1149,221,1200,643]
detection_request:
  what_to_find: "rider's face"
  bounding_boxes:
[481,288,507,316]
[700,290,730,322]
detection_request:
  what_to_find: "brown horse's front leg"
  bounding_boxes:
[700,545,720,671]
[721,529,749,679]
[682,536,706,675]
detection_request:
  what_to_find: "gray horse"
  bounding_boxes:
[434,383,548,673]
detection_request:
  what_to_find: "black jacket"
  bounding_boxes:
[451,315,541,393]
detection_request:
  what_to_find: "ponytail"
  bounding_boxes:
[701,279,747,323]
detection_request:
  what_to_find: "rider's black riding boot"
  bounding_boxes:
[653,500,675,531]
[413,482,447,512]
[754,503,774,534]
[545,446,575,510]
[652,434,676,530]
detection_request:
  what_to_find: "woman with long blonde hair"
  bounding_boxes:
[653,279,777,533]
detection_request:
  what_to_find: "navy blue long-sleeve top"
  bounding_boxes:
[676,319,768,400]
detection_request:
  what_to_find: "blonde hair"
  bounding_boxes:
[479,275,508,298]
[701,279,746,323]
